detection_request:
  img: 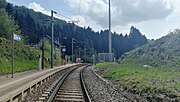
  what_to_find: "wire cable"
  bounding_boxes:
[56,12,74,21]
[78,0,82,21]
[44,0,51,10]
[42,0,79,23]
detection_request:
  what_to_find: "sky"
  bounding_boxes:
[6,0,180,39]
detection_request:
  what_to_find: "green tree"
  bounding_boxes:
[0,0,7,9]
[0,8,20,39]
[3,1,148,59]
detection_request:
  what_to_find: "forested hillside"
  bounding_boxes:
[1,0,148,59]
[0,0,62,74]
[0,7,39,74]
[122,29,180,69]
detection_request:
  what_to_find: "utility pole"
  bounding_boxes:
[108,0,112,62]
[58,37,62,65]
[41,25,45,70]
[51,10,57,68]
[79,48,81,58]
[84,46,86,63]
[72,38,75,63]
[69,20,79,63]
[12,33,14,78]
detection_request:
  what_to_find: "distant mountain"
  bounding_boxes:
[122,29,180,69]
[1,0,148,59]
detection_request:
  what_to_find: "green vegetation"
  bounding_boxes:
[95,31,180,100]
[0,37,40,74]
[0,8,20,39]
[1,1,148,60]
[95,62,119,70]
[0,33,61,75]
[95,62,180,99]
[0,8,61,75]
[39,39,62,68]
[122,29,180,70]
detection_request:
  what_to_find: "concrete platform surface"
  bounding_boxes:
[0,64,76,99]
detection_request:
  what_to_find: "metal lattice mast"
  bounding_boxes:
[109,0,112,62]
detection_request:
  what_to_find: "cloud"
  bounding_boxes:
[27,2,70,21]
[71,15,86,27]
[112,0,173,25]
[28,2,51,16]
[64,0,174,28]
[27,2,94,30]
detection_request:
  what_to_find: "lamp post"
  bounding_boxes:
[62,47,66,64]
[84,46,86,63]
[92,55,95,66]
[78,47,81,58]
[56,36,67,65]
[72,38,75,63]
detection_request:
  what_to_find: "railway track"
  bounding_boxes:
[37,64,91,102]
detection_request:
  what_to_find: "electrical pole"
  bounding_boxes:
[79,48,81,58]
[72,38,74,63]
[41,24,45,70]
[12,33,14,78]
[84,46,86,63]
[58,37,62,65]
[51,10,57,68]
[108,0,112,62]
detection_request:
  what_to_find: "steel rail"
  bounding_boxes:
[47,65,81,102]
[80,65,92,102]
[47,64,91,102]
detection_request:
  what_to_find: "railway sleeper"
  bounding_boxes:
[54,98,85,102]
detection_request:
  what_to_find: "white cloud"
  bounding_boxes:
[27,2,72,22]
[65,0,174,28]
[6,0,180,39]
[71,15,86,27]
[28,2,51,16]
[27,2,99,31]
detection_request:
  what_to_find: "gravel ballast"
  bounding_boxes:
[83,66,132,102]
[22,67,72,101]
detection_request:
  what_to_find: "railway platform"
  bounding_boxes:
[0,64,76,102]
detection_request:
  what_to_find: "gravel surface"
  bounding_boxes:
[83,66,131,102]
[22,65,146,102]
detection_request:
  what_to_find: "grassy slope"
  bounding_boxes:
[95,30,180,100]
[0,38,62,75]
[0,37,39,74]
[0,7,62,75]
[95,62,180,100]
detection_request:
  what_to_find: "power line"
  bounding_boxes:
[78,0,82,21]
[44,0,51,10]
[56,12,80,24]
[56,12,74,21]
[42,0,79,23]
